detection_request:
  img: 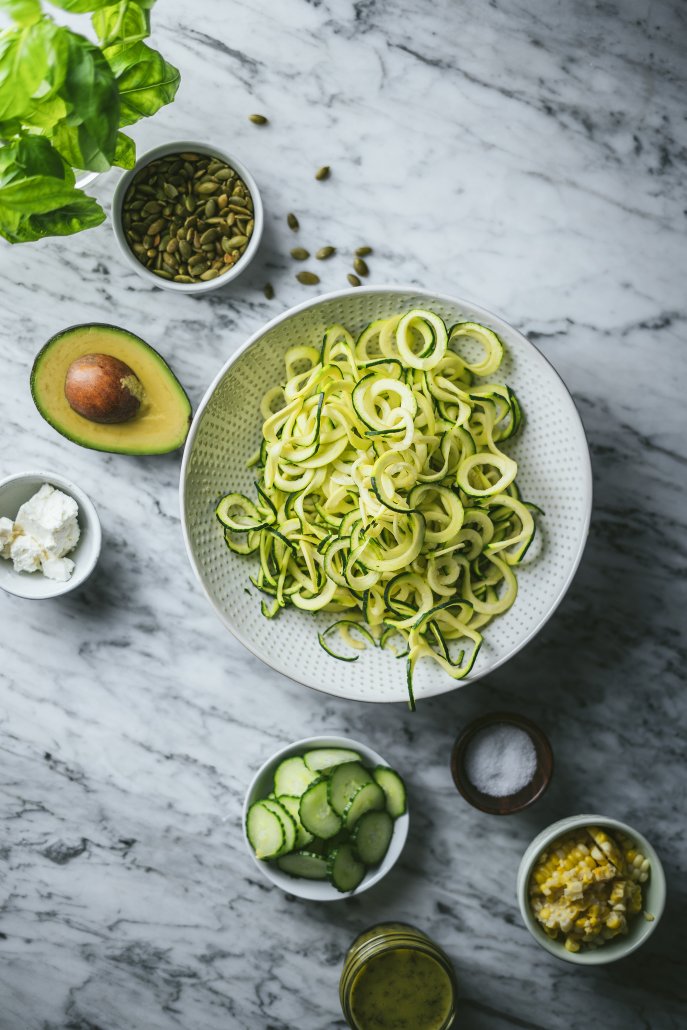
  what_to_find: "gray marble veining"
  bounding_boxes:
[1,1,685,1028]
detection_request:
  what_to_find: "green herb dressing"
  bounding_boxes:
[349,948,454,1030]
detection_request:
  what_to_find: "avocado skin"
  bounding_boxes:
[30,323,193,456]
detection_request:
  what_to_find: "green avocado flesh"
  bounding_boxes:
[31,324,192,455]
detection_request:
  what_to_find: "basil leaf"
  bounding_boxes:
[0,135,73,186]
[18,192,105,240]
[0,137,104,242]
[44,1,121,13]
[51,30,119,170]
[113,129,135,168]
[104,39,179,127]
[92,0,151,47]
[0,0,43,25]
[0,19,66,124]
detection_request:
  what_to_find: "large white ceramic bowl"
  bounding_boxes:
[180,286,592,703]
[517,814,666,964]
[242,735,409,901]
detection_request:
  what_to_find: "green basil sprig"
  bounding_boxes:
[0,0,180,243]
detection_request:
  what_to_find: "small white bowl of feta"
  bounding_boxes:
[0,471,101,599]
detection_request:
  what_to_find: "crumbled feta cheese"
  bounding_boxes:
[42,556,76,582]
[9,533,43,573]
[0,515,14,558]
[0,483,80,581]
[15,483,80,555]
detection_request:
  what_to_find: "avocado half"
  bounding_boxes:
[31,324,192,455]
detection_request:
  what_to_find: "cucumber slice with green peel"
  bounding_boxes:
[303,748,362,772]
[352,809,394,865]
[276,795,314,848]
[373,766,407,817]
[328,761,374,815]
[342,780,385,828]
[276,850,329,880]
[273,755,319,798]
[246,800,286,859]
[260,798,296,855]
[328,843,366,892]
[299,778,343,839]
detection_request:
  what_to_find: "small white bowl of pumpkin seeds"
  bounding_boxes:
[112,139,264,293]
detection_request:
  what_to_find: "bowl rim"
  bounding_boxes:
[179,285,593,702]
[111,139,264,294]
[516,812,667,964]
[241,733,410,901]
[0,469,102,598]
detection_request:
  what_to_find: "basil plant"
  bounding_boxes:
[0,0,180,243]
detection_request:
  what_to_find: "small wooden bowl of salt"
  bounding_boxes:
[450,712,553,815]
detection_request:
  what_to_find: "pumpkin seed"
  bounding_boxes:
[290,247,310,261]
[163,183,178,199]
[205,198,218,218]
[196,180,219,195]
[355,246,372,257]
[200,228,219,245]
[200,268,220,281]
[263,282,274,300]
[315,165,331,181]
[347,273,361,287]
[287,212,299,232]
[153,269,173,280]
[225,235,248,248]
[174,275,193,283]
[297,271,320,285]
[249,113,268,124]
[316,246,336,260]
[353,257,369,277]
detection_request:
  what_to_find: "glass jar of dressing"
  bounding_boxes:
[339,922,457,1030]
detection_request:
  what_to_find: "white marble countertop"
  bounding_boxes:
[1,1,685,1027]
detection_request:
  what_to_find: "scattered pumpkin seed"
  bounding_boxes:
[263,282,275,300]
[287,212,299,232]
[355,246,372,257]
[249,113,268,125]
[316,246,336,260]
[296,271,320,285]
[315,165,331,181]
[347,273,361,287]
[353,257,369,277]
[290,247,310,261]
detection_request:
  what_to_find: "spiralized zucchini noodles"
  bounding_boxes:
[216,308,539,708]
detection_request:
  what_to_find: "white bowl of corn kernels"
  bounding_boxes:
[517,814,666,964]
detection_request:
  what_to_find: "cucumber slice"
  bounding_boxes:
[328,761,374,815]
[342,780,385,828]
[276,794,314,848]
[352,809,394,865]
[273,756,319,798]
[246,800,286,859]
[260,798,296,855]
[299,778,342,839]
[328,843,366,893]
[303,748,363,772]
[373,766,407,817]
[276,850,329,880]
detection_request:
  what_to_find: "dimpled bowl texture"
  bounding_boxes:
[180,286,592,703]
[242,735,409,901]
[517,814,667,964]
[0,470,101,599]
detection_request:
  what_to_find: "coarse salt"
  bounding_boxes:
[465,723,537,797]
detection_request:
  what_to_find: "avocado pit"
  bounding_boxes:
[64,353,144,424]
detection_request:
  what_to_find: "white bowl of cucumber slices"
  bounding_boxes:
[242,735,409,900]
